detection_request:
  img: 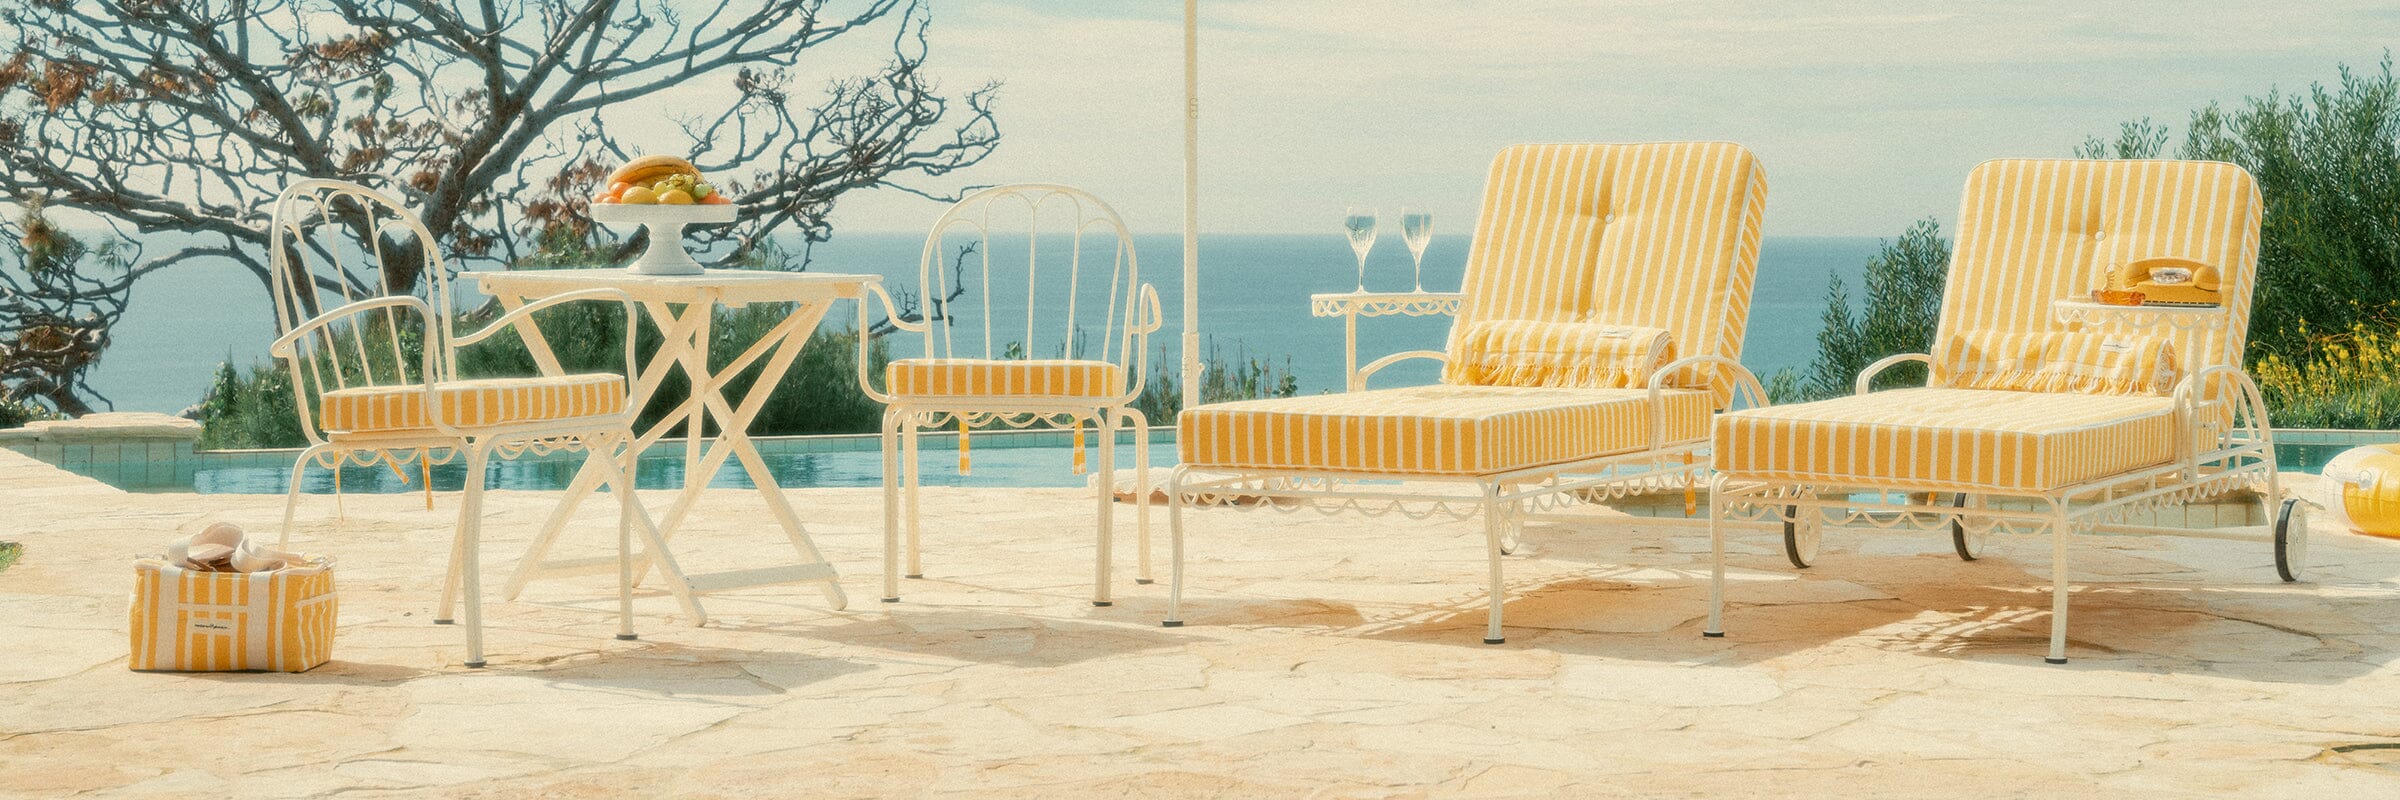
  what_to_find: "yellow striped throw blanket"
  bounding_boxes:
[1940,329,2179,396]
[1445,320,1677,389]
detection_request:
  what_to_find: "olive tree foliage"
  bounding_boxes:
[1776,218,1950,403]
[0,0,1002,300]
[2077,57,2400,361]
[0,199,128,417]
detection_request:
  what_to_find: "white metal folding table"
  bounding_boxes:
[474,268,876,624]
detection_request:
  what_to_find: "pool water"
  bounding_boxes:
[12,429,2386,495]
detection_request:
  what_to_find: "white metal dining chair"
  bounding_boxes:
[266,179,679,667]
[857,184,1163,606]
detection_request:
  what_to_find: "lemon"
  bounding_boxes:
[620,185,659,205]
[657,189,694,205]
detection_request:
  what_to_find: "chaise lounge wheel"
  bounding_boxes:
[1782,505,1819,569]
[1950,493,1985,561]
[2273,496,2308,583]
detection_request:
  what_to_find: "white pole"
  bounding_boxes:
[1179,0,1202,414]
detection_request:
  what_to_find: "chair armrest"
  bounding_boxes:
[452,287,640,379]
[1358,351,1447,389]
[2170,364,2274,474]
[1855,353,1932,395]
[268,296,435,358]
[1119,284,1166,402]
[856,284,908,405]
[1647,354,1769,451]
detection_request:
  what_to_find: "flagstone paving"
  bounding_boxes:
[6,446,2400,797]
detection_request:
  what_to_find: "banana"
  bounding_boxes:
[606,155,698,187]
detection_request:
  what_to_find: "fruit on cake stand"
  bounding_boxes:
[588,156,736,276]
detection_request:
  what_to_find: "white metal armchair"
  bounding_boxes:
[857,184,1163,607]
[267,179,678,668]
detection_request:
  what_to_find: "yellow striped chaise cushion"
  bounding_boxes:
[888,358,1124,399]
[1712,387,2179,492]
[1179,385,1713,476]
[318,374,626,433]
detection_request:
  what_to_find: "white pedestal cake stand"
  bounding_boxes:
[589,203,737,276]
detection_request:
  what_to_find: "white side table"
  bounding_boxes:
[2051,299,2229,332]
[476,268,876,623]
[1309,291,1463,391]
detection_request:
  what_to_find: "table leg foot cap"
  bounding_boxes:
[1702,631,1725,638]
[1091,600,1113,607]
[904,573,924,580]
[432,619,454,626]
[1134,578,1154,585]
[2045,657,2069,665]
[614,634,639,641]
[1161,620,1184,628]
[1483,638,1506,645]
[464,660,486,669]
[880,597,900,603]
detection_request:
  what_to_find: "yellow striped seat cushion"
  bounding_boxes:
[318,374,626,433]
[888,358,1124,399]
[1445,320,1676,389]
[1179,385,1713,476]
[1713,387,2178,492]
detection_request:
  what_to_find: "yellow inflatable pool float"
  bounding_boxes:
[2323,443,2400,537]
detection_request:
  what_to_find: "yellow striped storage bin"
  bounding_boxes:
[318,373,625,434]
[888,358,1125,399]
[129,556,337,673]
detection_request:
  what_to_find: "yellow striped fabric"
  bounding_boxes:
[1445,320,1676,389]
[1179,385,1713,476]
[1713,388,2178,492]
[1445,142,1767,403]
[1942,329,2178,396]
[128,558,337,672]
[318,374,626,434]
[888,358,1125,399]
[1932,159,2261,383]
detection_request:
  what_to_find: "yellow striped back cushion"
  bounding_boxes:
[1445,142,1767,401]
[1941,329,2178,396]
[318,374,625,433]
[129,558,337,672]
[1444,320,1675,389]
[888,358,1124,399]
[1933,159,2261,382]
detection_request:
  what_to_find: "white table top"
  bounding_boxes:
[476,267,877,304]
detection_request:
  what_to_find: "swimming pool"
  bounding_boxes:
[9,428,2386,494]
[21,429,1179,494]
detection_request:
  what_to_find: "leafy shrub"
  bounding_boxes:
[2254,318,2400,428]
[1784,219,1951,403]
[1134,339,1302,423]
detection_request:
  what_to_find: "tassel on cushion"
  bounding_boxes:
[957,418,971,476]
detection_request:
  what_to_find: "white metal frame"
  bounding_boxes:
[1705,340,2305,665]
[267,179,665,668]
[1309,290,1465,391]
[857,184,1164,606]
[476,269,877,624]
[1166,354,1770,644]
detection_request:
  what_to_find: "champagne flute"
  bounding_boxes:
[1344,206,1377,292]
[1399,207,1433,292]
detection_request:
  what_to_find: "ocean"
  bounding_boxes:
[82,233,1879,414]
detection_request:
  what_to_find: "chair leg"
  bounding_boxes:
[2048,506,2072,665]
[276,445,326,551]
[881,409,903,603]
[1162,465,1188,628]
[459,443,491,668]
[903,414,924,579]
[609,435,639,642]
[436,455,470,626]
[1481,482,1506,645]
[1705,474,1728,638]
[1093,411,1115,607]
[1126,408,1154,585]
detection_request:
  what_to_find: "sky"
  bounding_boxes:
[792,1,2400,238]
